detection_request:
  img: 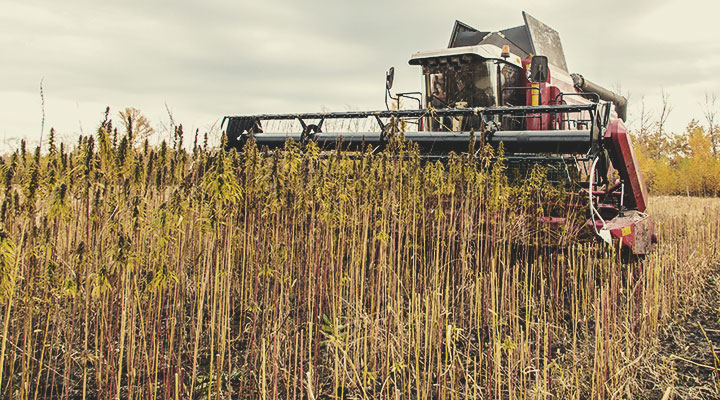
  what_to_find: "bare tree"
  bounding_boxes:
[702,92,718,156]
[119,107,154,145]
[39,78,45,153]
[638,96,654,138]
[657,90,673,137]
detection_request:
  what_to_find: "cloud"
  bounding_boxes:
[1,0,718,152]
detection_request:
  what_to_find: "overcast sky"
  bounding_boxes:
[2,0,719,151]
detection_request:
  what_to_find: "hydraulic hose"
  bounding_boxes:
[589,156,606,235]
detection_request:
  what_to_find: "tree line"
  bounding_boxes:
[632,94,720,197]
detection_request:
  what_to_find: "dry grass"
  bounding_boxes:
[0,124,718,399]
[633,196,720,399]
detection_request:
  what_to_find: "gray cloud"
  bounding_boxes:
[1,0,719,151]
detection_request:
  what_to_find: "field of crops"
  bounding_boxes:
[0,123,719,399]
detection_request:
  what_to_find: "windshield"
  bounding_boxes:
[424,60,526,109]
[425,60,498,108]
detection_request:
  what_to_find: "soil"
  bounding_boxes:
[638,271,720,399]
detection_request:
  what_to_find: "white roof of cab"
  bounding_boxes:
[409,44,524,68]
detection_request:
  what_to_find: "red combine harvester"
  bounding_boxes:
[223,12,657,254]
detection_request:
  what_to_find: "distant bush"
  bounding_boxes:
[634,121,720,196]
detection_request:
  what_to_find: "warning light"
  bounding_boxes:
[501,45,510,59]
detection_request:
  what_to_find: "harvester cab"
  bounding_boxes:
[222,11,657,255]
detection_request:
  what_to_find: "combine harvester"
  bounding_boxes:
[223,12,657,255]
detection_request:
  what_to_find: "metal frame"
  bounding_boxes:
[222,103,603,158]
[223,104,595,124]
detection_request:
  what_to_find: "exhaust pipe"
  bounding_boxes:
[571,73,627,121]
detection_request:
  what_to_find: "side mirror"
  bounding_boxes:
[386,67,395,90]
[529,56,549,83]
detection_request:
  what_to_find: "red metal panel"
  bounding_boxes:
[604,120,649,212]
[605,212,655,254]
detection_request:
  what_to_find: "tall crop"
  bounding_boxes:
[0,119,718,399]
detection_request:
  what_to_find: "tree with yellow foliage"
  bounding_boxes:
[634,120,720,196]
[118,107,154,145]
